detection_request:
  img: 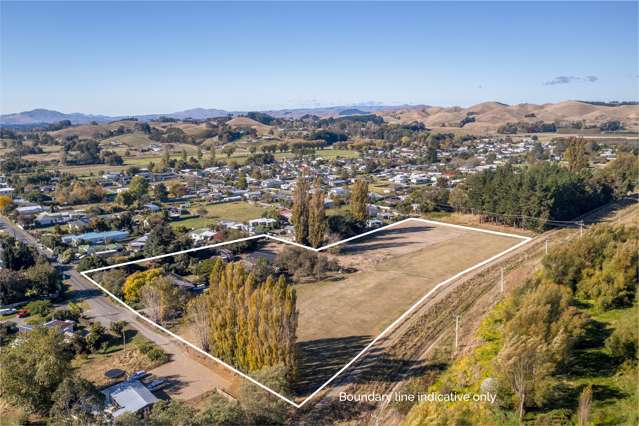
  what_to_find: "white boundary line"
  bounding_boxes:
[81,218,532,408]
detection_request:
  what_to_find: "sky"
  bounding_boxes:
[1,1,637,115]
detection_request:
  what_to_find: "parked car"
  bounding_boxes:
[0,308,16,316]
[146,379,167,391]
[130,370,149,381]
[16,309,29,318]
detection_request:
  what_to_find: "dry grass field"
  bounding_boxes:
[292,220,523,394]
[296,221,521,342]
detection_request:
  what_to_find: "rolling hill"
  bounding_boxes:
[2,101,637,132]
[378,100,639,132]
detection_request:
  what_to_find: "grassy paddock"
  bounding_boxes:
[171,201,268,229]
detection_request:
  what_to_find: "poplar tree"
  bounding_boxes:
[308,177,326,248]
[350,179,369,221]
[564,137,588,173]
[205,262,298,373]
[291,173,310,245]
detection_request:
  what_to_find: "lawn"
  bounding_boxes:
[171,201,268,230]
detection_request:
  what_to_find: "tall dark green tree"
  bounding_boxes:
[291,174,310,245]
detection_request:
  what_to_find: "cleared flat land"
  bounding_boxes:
[293,220,522,394]
[296,221,520,342]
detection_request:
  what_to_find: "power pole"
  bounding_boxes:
[579,221,583,238]
[500,268,504,293]
[454,315,461,351]
[545,239,548,255]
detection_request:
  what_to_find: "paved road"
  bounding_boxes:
[0,215,236,401]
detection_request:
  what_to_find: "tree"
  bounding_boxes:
[291,174,310,245]
[239,364,290,425]
[237,173,248,190]
[207,262,298,373]
[49,376,105,424]
[123,268,164,303]
[308,178,326,248]
[0,327,72,414]
[564,137,588,173]
[222,145,236,159]
[128,175,149,201]
[0,270,29,304]
[448,185,469,212]
[110,320,127,339]
[144,222,177,257]
[147,400,198,426]
[77,255,107,272]
[197,394,246,425]
[25,260,63,297]
[0,237,36,270]
[0,194,13,212]
[603,154,638,197]
[577,385,592,426]
[115,190,135,207]
[153,182,169,201]
[140,282,164,322]
[498,336,554,422]
[350,179,369,221]
[186,295,210,351]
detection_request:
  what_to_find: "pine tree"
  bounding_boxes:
[291,173,310,245]
[350,179,369,221]
[308,178,326,248]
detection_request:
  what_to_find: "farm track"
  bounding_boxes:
[295,196,637,425]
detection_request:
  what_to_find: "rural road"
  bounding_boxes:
[0,215,236,401]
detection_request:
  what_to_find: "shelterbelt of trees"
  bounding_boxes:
[459,140,636,230]
[403,151,636,231]
[403,223,638,425]
[186,258,298,375]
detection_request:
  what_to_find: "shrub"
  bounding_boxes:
[146,348,169,363]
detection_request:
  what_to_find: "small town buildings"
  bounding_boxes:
[62,230,130,246]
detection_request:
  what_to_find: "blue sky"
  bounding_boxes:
[1,1,637,115]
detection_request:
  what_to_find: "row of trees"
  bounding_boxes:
[291,175,326,248]
[188,259,298,374]
[462,162,613,229]
[291,175,370,247]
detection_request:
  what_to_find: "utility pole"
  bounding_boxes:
[579,221,583,238]
[454,315,461,351]
[545,239,548,255]
[123,332,126,352]
[500,268,504,293]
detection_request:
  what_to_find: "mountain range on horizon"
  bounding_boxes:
[0,104,417,126]
[1,101,638,132]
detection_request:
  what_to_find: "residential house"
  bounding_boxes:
[102,380,159,418]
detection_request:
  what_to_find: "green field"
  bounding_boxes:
[171,201,268,229]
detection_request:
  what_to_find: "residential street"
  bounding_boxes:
[0,215,237,401]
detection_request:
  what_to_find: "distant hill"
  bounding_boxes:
[378,100,639,132]
[0,108,114,126]
[2,101,637,132]
[338,108,369,116]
